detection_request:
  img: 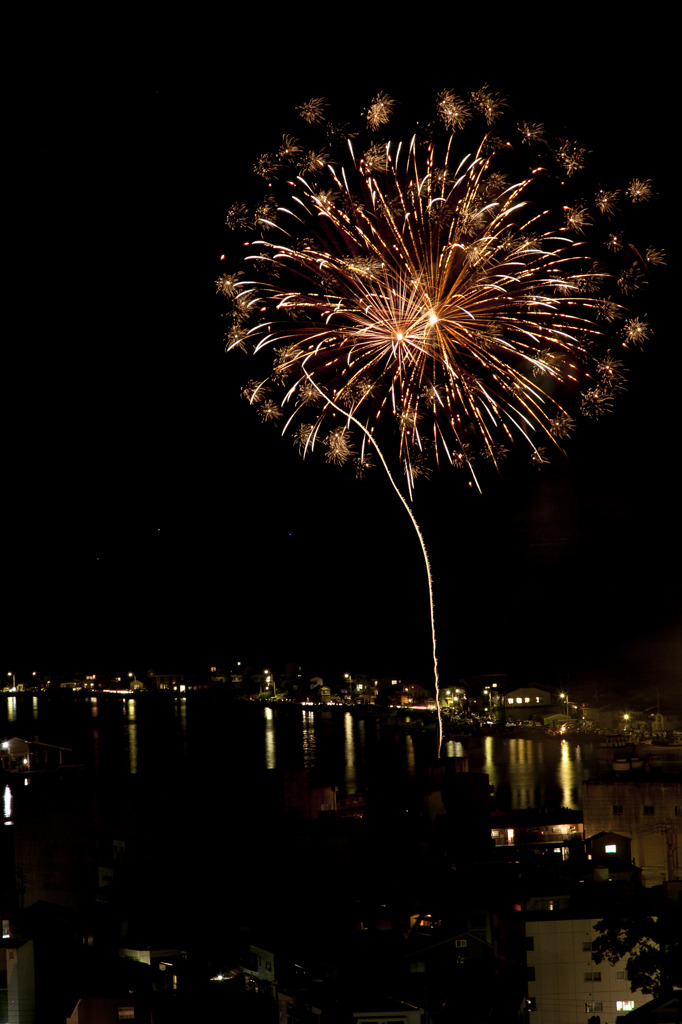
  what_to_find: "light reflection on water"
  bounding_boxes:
[302,709,316,768]
[264,707,276,769]
[556,739,583,810]
[474,732,591,810]
[482,735,498,792]
[344,712,357,794]
[405,734,416,779]
[176,697,188,752]
[127,700,138,775]
[0,696,595,810]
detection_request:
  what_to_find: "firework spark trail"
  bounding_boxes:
[299,368,444,753]
[222,88,656,756]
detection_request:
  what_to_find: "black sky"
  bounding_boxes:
[4,15,679,698]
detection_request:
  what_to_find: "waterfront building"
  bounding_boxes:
[583,774,682,886]
[0,938,35,1023]
[525,914,637,1023]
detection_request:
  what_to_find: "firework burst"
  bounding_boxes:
[221,88,656,754]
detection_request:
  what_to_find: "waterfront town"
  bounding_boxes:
[1,668,680,1022]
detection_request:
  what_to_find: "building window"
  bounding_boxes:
[585,1002,603,1012]
[584,972,601,982]
[643,806,655,815]
[616,1001,635,1012]
[455,939,468,948]
[605,844,617,853]
[616,971,626,980]
[675,806,682,816]
[612,805,623,815]
[583,941,593,951]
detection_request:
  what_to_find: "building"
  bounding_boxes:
[583,775,682,887]
[0,939,35,1024]
[526,915,637,1023]
[353,998,423,1024]
[581,707,629,733]
[503,688,554,722]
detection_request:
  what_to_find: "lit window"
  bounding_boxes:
[516,698,523,704]
[508,698,514,705]
[585,1002,602,1013]
[455,939,467,948]
[605,844,617,853]
[118,1011,135,1021]
[617,1000,635,1011]
[524,697,530,703]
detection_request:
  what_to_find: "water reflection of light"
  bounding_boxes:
[344,713,357,794]
[505,738,548,809]
[405,734,416,779]
[3,785,12,822]
[127,698,136,721]
[444,740,464,759]
[91,696,98,718]
[264,707,276,769]
[557,739,577,809]
[6,697,16,723]
[127,710,138,774]
[302,709,316,768]
[176,697,188,750]
[32,696,39,720]
[483,736,498,790]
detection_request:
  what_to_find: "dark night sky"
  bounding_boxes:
[4,14,680,698]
